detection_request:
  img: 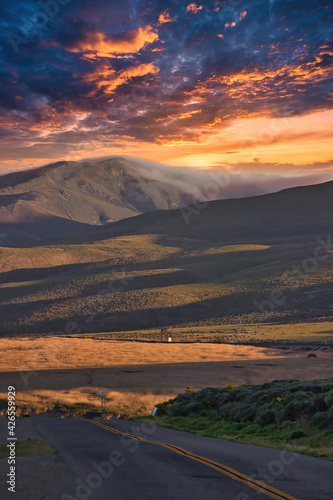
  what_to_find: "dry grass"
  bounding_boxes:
[1,233,332,337]
[0,337,294,372]
[4,388,174,418]
[80,322,333,344]
[0,337,332,418]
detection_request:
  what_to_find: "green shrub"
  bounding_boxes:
[296,391,313,402]
[328,406,333,421]
[320,383,333,393]
[311,412,327,429]
[258,410,276,426]
[240,406,256,423]
[281,391,293,404]
[229,405,242,421]
[285,399,313,420]
[324,390,333,408]
[290,430,306,439]
[156,399,175,416]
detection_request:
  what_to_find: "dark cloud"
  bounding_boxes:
[0,0,332,162]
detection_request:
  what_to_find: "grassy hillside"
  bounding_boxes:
[0,182,332,337]
[0,157,201,244]
[59,180,333,245]
[136,378,333,459]
[1,156,295,245]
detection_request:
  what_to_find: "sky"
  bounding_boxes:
[0,0,332,178]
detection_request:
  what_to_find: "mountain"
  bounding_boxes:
[60,180,333,246]
[0,156,330,245]
[0,157,199,245]
[0,180,332,337]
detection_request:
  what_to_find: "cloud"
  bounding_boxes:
[66,26,159,58]
[0,0,332,170]
[186,3,203,14]
[158,10,174,25]
[82,62,159,99]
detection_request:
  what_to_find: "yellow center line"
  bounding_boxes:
[85,420,299,500]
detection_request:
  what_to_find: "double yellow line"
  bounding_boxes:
[87,420,299,500]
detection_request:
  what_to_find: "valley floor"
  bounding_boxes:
[0,336,332,418]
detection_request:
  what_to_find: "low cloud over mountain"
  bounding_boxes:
[0,156,331,245]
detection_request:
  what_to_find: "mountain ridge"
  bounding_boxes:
[56,179,333,246]
[0,156,332,246]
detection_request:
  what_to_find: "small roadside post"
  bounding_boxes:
[151,406,157,417]
[161,327,168,342]
[101,392,105,419]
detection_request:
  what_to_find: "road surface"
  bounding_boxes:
[33,417,333,500]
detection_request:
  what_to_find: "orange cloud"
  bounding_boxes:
[82,62,159,98]
[158,10,173,24]
[225,12,247,29]
[179,109,202,119]
[67,27,159,58]
[186,46,333,108]
[186,3,203,14]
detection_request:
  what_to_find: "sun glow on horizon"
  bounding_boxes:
[1,108,333,176]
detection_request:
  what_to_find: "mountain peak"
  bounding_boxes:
[1,156,332,246]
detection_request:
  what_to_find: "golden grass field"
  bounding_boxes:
[0,336,332,418]
[77,321,333,343]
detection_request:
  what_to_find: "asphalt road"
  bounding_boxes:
[33,417,333,500]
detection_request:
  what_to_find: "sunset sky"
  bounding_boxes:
[1,0,332,178]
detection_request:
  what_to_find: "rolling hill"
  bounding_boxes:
[59,179,333,246]
[0,157,200,245]
[0,157,329,245]
[0,180,332,338]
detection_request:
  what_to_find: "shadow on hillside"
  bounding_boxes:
[0,285,256,335]
[0,217,91,247]
[80,269,199,296]
[0,235,331,336]
[0,244,280,303]
[0,262,96,284]
[1,276,332,336]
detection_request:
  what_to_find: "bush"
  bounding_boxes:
[185,386,194,393]
[311,412,327,429]
[285,399,314,420]
[295,391,313,402]
[258,410,276,426]
[240,406,256,423]
[156,399,174,416]
[324,390,333,408]
[328,406,333,422]
[281,391,293,404]
[290,430,306,439]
